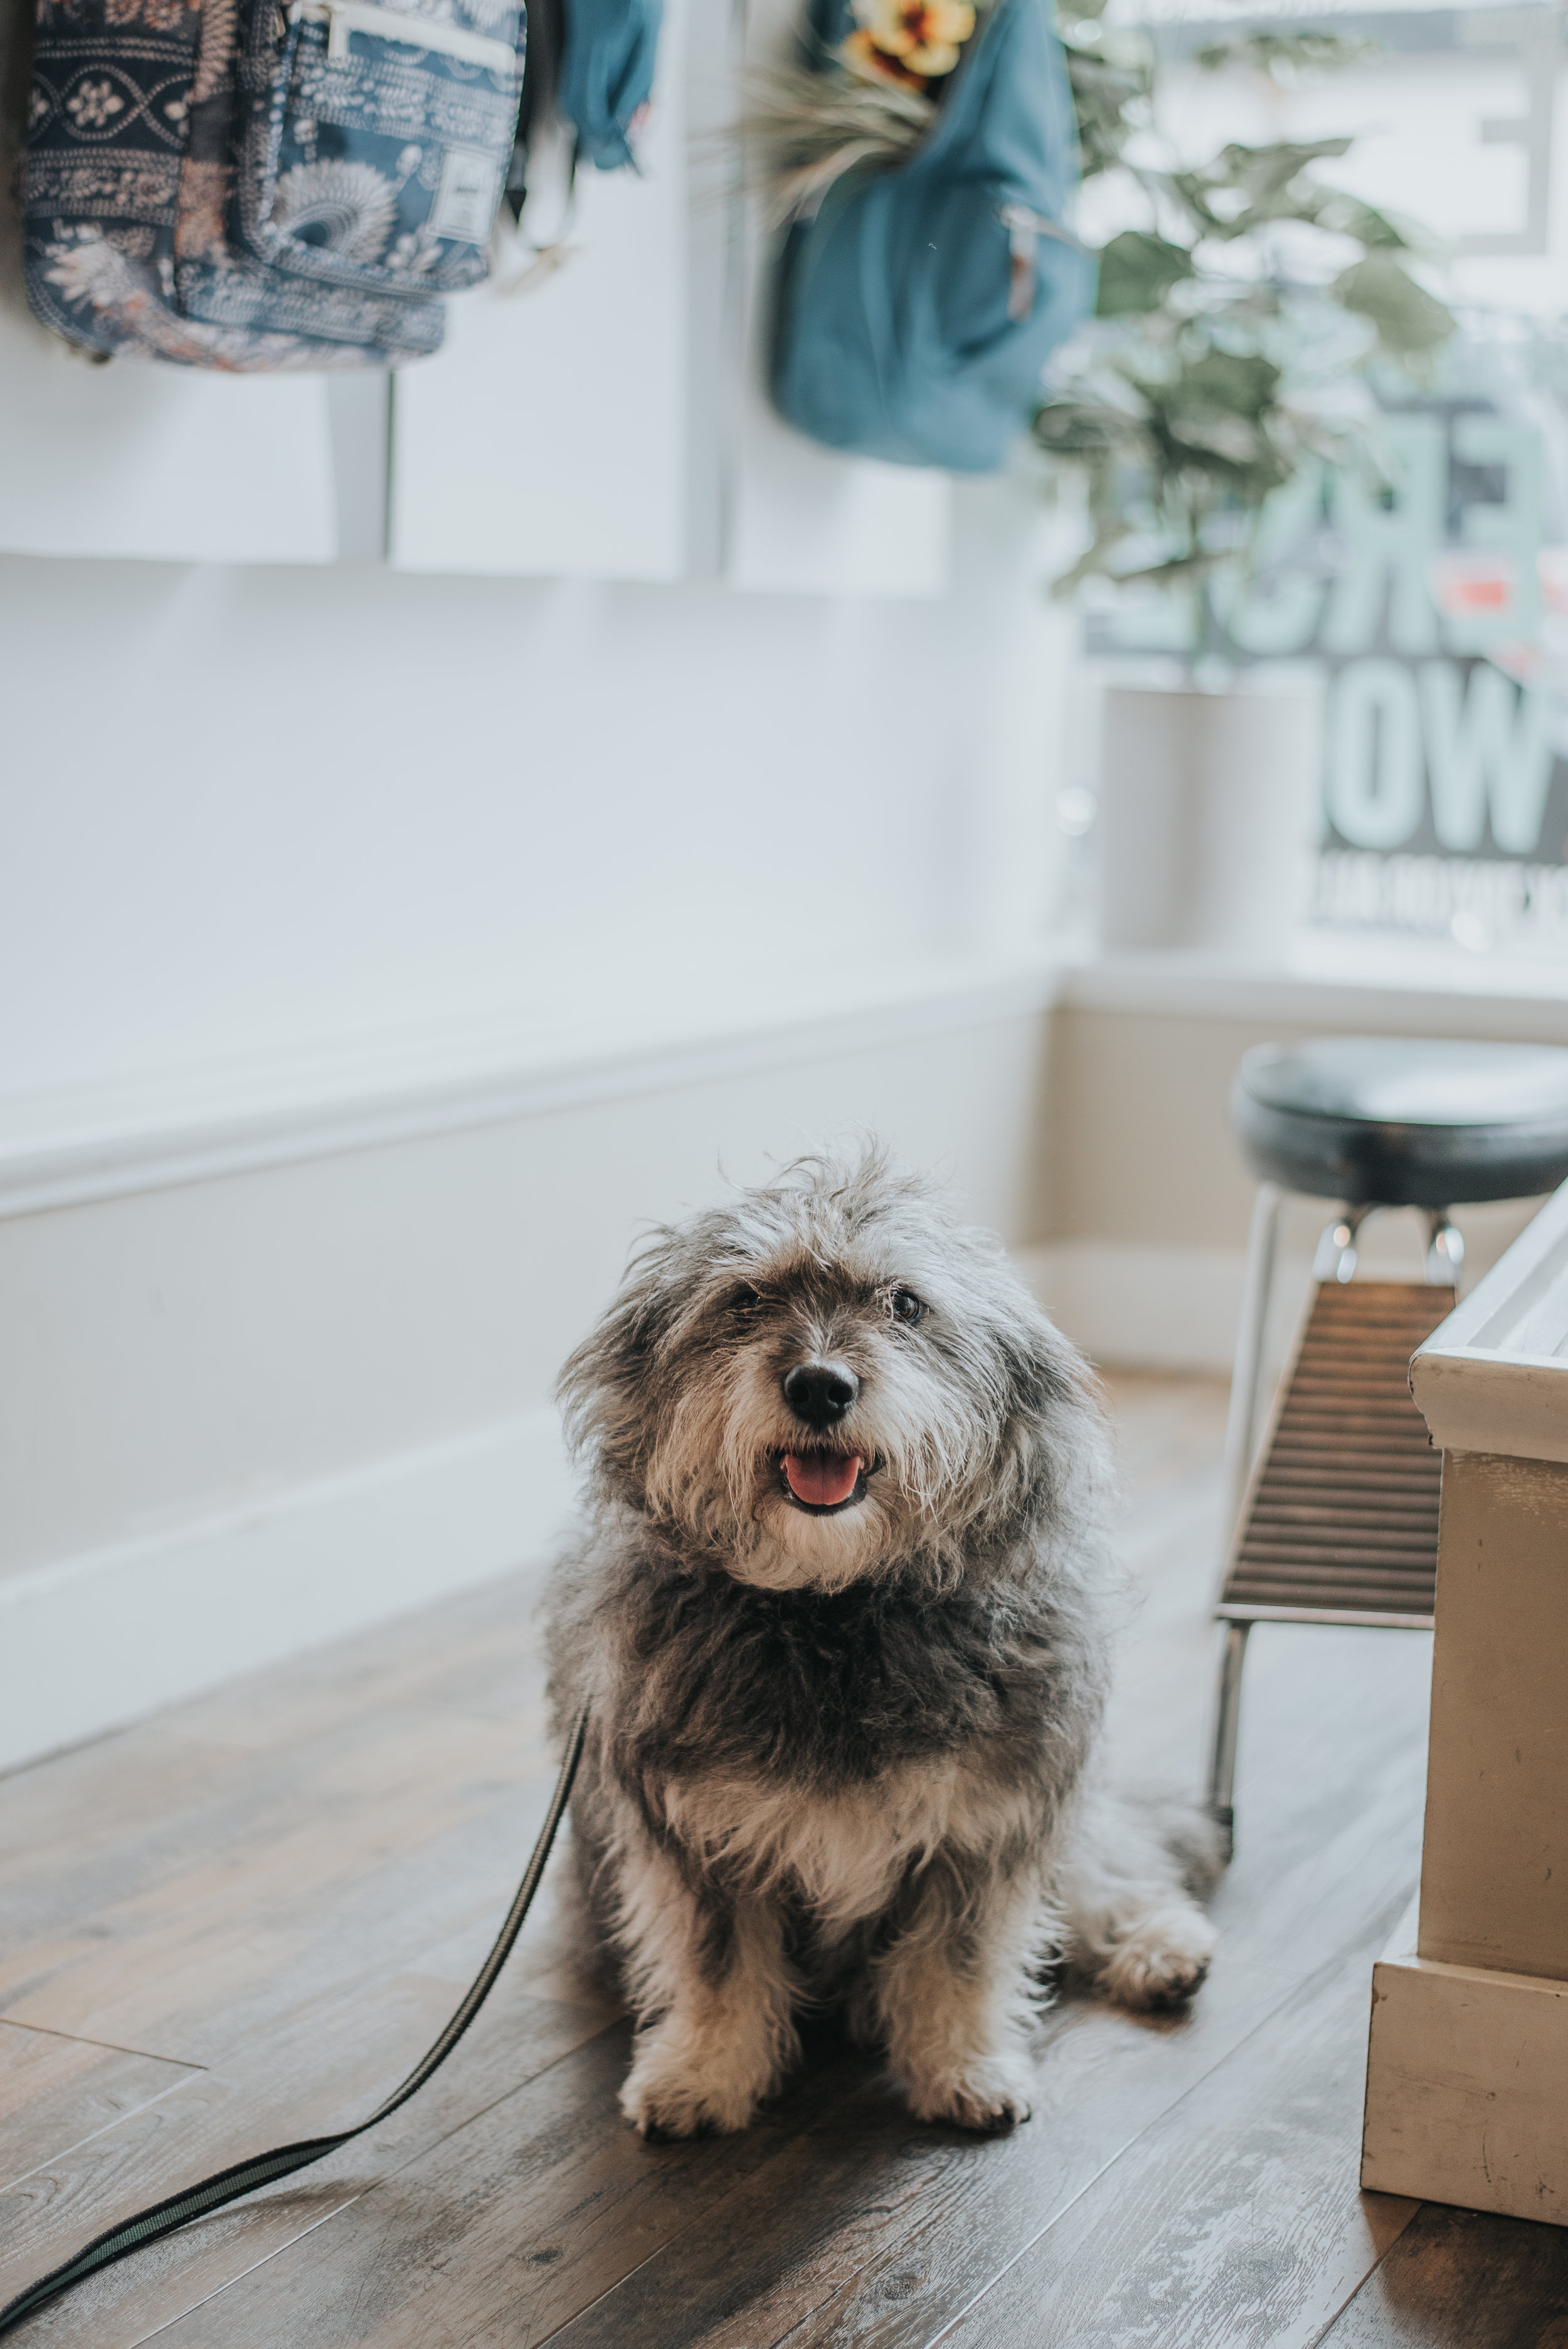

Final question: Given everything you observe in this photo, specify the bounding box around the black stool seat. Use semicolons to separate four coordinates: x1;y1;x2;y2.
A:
1231;1037;1568;1208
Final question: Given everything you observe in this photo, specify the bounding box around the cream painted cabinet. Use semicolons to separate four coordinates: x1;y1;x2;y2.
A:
1362;1184;1568;2226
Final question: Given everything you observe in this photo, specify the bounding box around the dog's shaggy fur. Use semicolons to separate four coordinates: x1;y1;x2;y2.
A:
545;1151;1219;2140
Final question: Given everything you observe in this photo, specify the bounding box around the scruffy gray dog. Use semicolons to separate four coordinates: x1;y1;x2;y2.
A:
545;1150;1218;2140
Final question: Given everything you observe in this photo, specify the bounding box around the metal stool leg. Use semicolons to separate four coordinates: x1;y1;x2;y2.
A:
1312;1201;1370;1285
1424;1211;1463;1291
1207;1621;1251;1864
1221;1183;1283;1565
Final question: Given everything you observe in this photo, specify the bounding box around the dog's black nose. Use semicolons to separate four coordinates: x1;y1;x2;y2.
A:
783;1363;859;1428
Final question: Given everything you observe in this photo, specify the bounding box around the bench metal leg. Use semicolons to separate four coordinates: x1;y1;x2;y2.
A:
1221;1184;1283;1564
1207;1620;1251;1864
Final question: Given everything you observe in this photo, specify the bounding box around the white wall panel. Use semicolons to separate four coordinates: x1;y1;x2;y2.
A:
0;223;337;564
721;0;951;598
724;369;953;598
388;0;689;580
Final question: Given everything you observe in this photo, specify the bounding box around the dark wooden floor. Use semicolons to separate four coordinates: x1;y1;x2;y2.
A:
4;1375;1565;2348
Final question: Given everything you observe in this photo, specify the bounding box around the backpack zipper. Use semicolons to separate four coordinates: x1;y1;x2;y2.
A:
287;0;517;71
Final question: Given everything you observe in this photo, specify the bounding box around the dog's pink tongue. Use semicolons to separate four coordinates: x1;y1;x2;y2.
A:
783;1452;862;1507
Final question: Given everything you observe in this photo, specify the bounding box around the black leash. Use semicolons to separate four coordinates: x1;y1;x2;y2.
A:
0;1701;590;2342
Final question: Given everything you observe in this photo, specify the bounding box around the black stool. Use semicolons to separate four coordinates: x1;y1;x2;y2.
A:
1209;1036;1568;1855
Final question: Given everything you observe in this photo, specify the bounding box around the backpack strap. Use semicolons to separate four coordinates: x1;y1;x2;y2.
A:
494;127;581;291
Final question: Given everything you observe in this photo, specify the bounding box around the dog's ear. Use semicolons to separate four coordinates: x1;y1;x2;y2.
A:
975;1288;1110;1541
556;1229;687;1499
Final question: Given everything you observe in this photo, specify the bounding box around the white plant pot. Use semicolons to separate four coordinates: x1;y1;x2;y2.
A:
1097;678;1324;955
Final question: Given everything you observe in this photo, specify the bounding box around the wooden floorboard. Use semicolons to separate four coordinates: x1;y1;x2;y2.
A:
0;1702;561;2063
2;1982;613;2346
1318;2205;1568;2346
2;1372;1557;2349
0;2022;199;2196
936;1924;1419;2349
138;2028;879;2349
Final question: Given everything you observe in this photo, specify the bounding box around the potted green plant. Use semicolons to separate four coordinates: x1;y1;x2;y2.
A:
1039;9;1456;952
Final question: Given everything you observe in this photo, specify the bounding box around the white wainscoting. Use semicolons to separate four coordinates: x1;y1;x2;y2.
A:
0;1408;574;1773
1023;1204;1547;1376
0;951;1061;1218
1019;1241;1311;1376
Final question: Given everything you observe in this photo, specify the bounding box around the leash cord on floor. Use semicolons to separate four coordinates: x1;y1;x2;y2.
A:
0;1700;590;2343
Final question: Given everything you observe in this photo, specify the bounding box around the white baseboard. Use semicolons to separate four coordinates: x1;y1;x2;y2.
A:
0;1407;577;1775
1017;1240;1314;1374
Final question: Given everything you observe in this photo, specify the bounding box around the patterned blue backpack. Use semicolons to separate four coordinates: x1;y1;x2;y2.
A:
23;0;527;363
770;0;1094;471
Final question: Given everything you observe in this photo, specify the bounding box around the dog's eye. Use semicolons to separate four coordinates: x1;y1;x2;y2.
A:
724;1282;761;1317
889;1288;925;1326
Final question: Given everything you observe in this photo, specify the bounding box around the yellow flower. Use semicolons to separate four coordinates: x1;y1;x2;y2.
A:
840;25;927;87
865;0;973;74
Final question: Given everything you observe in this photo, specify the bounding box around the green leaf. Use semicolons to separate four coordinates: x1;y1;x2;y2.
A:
1062;35;1152;179
1314;189;1409;251
1093;230;1195;317
1170;137;1353;236
1171;348;1281;416
1332;255;1455;356
1030;400;1145;457
1195;29;1380;82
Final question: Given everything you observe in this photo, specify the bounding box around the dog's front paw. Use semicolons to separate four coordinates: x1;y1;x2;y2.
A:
903;2051;1034;2134
1097;1903;1216;2013
619;2025;773;2141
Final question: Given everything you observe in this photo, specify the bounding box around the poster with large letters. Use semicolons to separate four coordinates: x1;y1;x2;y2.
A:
1094;342;1568;951
1090;0;1568;950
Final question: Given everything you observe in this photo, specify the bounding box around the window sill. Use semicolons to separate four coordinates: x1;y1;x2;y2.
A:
1061;933;1568;1037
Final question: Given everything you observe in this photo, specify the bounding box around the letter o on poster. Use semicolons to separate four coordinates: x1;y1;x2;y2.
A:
1326;658;1425;849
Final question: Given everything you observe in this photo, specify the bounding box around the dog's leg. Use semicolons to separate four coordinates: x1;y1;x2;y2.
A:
867;1863;1041;2133
1056;1785;1219;2012
615;1836;798;2140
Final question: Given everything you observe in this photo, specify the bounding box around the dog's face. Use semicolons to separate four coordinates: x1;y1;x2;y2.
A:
559;1154;1098;1591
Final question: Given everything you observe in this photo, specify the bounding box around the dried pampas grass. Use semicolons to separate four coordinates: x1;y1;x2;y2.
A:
736;61;933;223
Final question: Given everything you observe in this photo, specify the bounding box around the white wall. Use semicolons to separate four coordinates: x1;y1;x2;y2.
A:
0;477;1072;1100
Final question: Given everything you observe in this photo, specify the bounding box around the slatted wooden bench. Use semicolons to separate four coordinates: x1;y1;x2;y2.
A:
1209;1036;1568;1854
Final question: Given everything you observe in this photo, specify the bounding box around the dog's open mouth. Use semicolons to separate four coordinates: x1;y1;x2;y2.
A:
778;1450;869;1514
